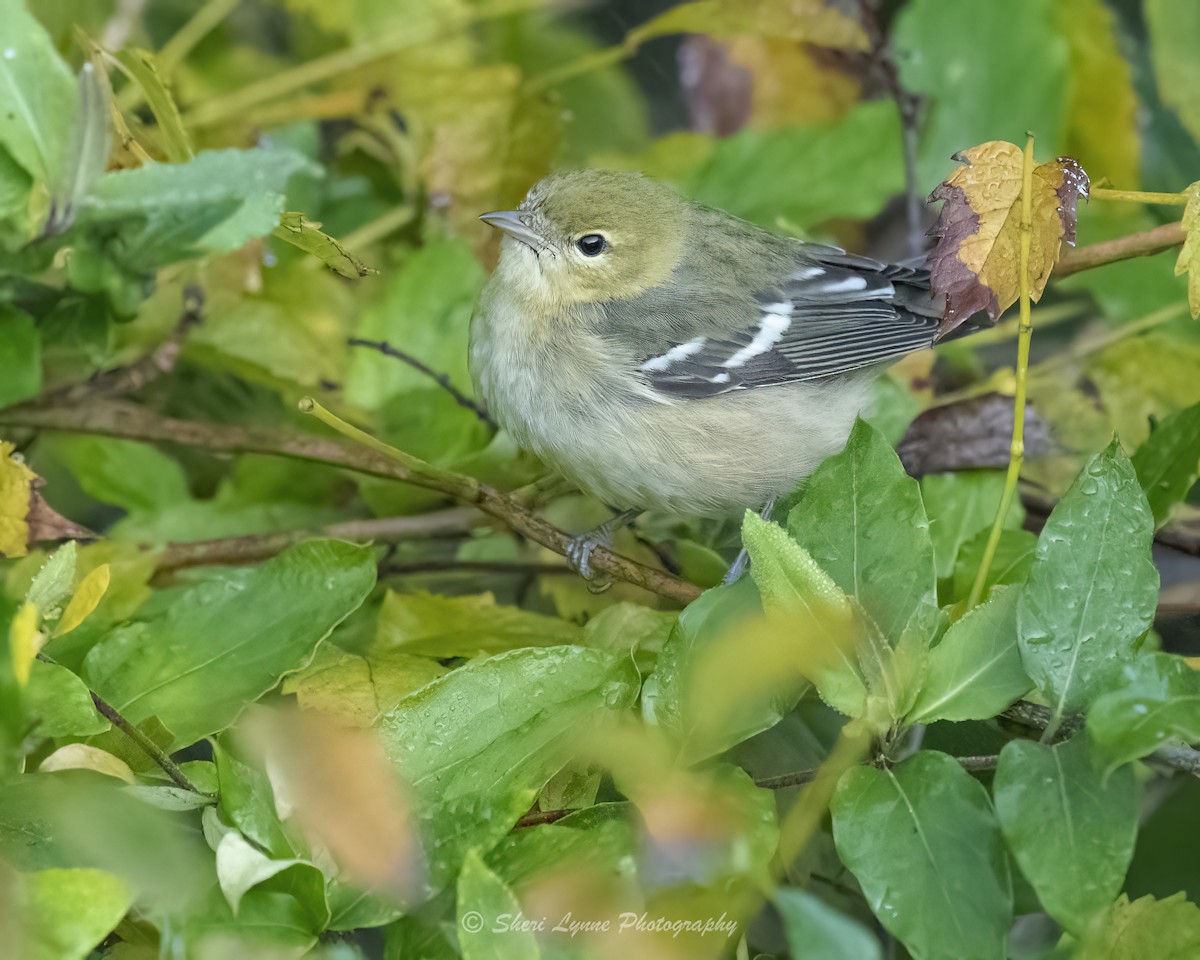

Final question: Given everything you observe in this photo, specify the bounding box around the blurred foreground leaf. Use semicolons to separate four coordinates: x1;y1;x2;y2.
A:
1075;892;1200;959
1018;441;1158;726
377;645;639;897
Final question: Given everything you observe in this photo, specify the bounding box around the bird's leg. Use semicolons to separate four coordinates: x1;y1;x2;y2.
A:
565;508;641;585
723;497;777;585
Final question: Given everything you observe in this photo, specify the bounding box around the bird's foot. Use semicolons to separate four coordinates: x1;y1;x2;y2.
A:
565;529;614;593
564;509;641;593
722;547;751;585
722;497;777;585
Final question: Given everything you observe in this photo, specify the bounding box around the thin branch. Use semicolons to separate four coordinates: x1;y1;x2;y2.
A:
1021;488;1200;559
347;338;494;425
39;286;204;405
156;508;481;571
1056;221;1186;278
0;401;702;604
517;754;1000;829
1002;699;1200;777
37;653;206;794
88;692;205;793
381;560;574;578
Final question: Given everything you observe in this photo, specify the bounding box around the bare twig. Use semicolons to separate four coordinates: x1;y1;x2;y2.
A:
38;653;206;795
0;401;701;604
381;560;574;578
156;508;481;571
347;338;494;425
1056;221;1186;278
39;286;204;405
1002;699;1200;777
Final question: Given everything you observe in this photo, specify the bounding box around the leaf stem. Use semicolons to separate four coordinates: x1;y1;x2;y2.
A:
1090;187;1190;206
968;135;1036;609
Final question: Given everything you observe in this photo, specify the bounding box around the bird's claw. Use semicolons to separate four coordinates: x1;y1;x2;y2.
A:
565;530;614;593
722;547;750;585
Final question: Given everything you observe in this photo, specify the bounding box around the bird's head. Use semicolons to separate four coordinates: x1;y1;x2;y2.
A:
480;170;686;306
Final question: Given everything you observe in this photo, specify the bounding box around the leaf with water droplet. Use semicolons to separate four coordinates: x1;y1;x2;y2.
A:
832;750;1012;960
1017;439;1158;728
994;735;1136;934
1087;651;1200;771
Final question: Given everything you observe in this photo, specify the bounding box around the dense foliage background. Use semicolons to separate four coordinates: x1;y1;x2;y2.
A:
1;0;1199;958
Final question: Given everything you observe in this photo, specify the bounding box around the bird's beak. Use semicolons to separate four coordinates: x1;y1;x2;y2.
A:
479;210;545;253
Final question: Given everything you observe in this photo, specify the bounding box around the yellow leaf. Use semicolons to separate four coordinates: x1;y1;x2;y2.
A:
0;441;35;558
629;0;869;51
9;602;42;686
273;213;374;279
54;564;111;638
929;141;1090;333
114;47;193;163
1056;0;1139;187
39;744;137;783
1175;183;1200;318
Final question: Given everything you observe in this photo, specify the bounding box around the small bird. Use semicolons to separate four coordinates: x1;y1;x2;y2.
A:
471;170;956;578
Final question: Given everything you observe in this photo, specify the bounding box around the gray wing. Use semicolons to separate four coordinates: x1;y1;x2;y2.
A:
632;245;946;399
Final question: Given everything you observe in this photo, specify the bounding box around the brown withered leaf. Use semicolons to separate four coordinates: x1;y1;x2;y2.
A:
1;442;92;558
1175;182;1200;318
929;141;1089;335
896;393;1054;477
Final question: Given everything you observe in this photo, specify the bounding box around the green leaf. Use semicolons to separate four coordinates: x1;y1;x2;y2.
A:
214;827;329;928
950;527;1037;603
580;602;675;674
0;307;41;408
686;101;904;230
377;645;639;895
48;436;190;513
273;212;373;278
1017;441;1158;728
76;146;320;268
26;659;110;738
375;590;581;658
457;849;539;960
17;867;132;960
1075;893;1200;959
922;471;1023;580
113;48;192;163
214;738;297;860
26;540;77;616
893;0;1069;192
775;888;881;960
831;750;1012;960
1087;652;1200;770
1145;0;1200;145
82;540;376;747
789;419;940;650
907;586;1031;724
0;0;76;182
993;736;1137;934
1131;402;1200;527
744;510;869;720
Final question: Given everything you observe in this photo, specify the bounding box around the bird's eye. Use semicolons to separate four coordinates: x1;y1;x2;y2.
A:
576;234;607;257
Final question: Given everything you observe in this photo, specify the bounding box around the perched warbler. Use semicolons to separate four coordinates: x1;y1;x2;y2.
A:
471;170;957;575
